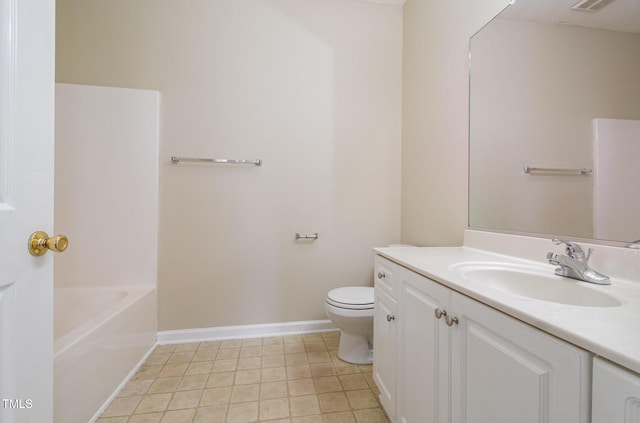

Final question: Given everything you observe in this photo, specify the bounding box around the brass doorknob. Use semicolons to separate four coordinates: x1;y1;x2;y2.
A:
28;231;69;256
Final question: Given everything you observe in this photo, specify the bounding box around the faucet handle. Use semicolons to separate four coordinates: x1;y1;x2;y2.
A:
552;239;589;260
552;238;573;247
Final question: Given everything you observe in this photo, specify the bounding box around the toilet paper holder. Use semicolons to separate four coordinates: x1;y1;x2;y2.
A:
295;233;318;240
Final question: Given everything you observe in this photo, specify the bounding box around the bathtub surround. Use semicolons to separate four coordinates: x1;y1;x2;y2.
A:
593;119;640;240
54;84;159;423
56;0;402;331
54;83;159;289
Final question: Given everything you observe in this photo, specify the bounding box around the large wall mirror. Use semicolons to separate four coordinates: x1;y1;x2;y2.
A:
469;0;640;245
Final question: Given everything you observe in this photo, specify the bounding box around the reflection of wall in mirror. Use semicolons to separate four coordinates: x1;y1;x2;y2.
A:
594;119;640;242
470;18;640;241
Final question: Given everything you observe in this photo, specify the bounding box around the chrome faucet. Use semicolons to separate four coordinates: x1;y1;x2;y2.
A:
546;239;611;285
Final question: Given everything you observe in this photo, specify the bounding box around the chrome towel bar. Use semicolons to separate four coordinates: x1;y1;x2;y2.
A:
295;233;318;240
171;156;262;166
523;166;592;175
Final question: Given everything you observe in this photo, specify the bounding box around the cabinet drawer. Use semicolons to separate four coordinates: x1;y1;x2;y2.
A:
375;256;396;298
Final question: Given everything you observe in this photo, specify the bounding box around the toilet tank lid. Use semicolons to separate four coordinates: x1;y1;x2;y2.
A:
327;287;374;305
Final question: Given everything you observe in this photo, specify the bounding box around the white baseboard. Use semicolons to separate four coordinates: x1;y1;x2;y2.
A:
157;319;338;345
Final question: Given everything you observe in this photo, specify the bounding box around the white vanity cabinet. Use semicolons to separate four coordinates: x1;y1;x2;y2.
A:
373;256;398;420
374;255;592;423
592;357;640;422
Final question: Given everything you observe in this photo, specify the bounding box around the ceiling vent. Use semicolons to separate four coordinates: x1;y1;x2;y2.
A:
571;0;616;12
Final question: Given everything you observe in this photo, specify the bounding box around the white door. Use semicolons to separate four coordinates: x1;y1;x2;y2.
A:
0;0;56;421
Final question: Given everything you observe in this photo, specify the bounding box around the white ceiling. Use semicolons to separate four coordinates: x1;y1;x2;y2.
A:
500;0;640;34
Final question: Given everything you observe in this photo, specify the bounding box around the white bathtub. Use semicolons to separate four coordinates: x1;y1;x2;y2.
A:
54;286;157;423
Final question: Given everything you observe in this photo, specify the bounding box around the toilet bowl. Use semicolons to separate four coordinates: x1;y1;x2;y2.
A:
325;286;374;364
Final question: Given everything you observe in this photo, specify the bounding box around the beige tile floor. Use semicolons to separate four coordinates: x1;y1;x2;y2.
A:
96;331;389;423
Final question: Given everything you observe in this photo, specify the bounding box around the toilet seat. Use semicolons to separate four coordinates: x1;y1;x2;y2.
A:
326;287;374;310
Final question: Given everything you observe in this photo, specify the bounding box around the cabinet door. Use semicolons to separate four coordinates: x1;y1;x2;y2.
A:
398;268;451;423
450;292;591;423
593;357;640;423
374;287;398;420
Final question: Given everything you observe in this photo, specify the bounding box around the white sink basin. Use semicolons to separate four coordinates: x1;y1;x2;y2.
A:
450;262;621;307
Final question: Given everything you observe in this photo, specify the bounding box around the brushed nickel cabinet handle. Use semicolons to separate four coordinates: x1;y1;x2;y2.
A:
445;315;459;327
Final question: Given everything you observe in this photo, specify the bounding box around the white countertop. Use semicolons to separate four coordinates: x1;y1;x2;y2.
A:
375;231;640;375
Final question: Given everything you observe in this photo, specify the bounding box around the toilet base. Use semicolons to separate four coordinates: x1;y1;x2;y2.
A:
337;331;373;365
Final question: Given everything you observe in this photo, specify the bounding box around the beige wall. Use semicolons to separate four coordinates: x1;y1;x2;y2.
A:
56;0;402;330
401;0;510;246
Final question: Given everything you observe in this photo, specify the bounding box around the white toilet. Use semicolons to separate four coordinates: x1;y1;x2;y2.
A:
325;286;375;364
325;245;414;365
